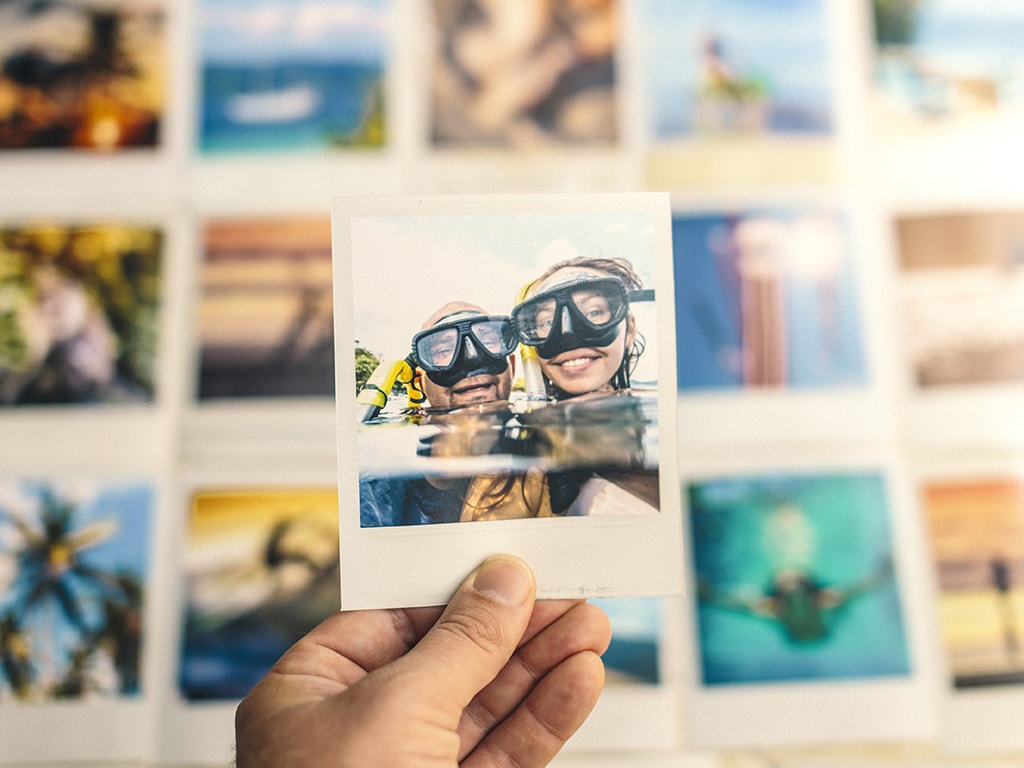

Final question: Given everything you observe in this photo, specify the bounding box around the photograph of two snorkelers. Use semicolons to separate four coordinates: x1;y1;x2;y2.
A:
348;200;668;529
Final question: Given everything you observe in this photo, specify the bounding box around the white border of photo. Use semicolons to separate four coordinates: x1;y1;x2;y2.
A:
676;444;942;750
333;192;684;609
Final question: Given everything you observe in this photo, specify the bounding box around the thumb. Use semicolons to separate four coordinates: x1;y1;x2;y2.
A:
402;555;536;710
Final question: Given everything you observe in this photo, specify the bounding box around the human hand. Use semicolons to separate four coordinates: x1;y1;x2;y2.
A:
235;555;611;767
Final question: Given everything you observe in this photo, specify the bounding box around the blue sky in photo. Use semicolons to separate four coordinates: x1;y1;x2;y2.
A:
641;0;833;135
908;0;1024;64
200;0;390;62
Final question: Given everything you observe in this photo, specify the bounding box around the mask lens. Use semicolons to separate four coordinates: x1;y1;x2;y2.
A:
415;327;459;370
470;319;514;355
512;277;628;348
412;315;513;372
570;286;617;328
514;297;557;343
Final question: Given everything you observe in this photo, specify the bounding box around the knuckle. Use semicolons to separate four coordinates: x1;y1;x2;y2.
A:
436;605;507;656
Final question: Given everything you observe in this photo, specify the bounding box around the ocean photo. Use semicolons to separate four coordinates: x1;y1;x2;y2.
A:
688;471;910;686
178;488;339;701
873;0;1024;123
198;0;389;154
641;0;833;138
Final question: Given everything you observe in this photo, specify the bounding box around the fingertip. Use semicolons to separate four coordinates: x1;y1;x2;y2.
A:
581;601;613;656
470;555;536;607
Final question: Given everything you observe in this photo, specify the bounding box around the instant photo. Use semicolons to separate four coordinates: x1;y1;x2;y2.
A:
197;0;389;154
0;1;165;151
916;459;1024;754
680;454;940;749
639;0;838;187
0;223;163;407
333;193;682;608
178;487;339;701
430;0;619;148
672;209;866;391
0;477;156;763
197;217;334;400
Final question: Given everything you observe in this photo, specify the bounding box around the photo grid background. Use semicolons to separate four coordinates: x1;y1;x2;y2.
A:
3;0;1024;764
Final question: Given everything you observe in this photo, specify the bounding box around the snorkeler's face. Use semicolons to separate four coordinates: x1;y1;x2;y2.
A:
415;304;514;409
525;267;636;397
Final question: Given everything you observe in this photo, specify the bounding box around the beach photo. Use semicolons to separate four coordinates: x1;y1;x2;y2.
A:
639;0;837;186
872;0;1024;133
178;487;339;701
0;478;153;701
196;216;334;400
197;0;389;154
920;475;1024;689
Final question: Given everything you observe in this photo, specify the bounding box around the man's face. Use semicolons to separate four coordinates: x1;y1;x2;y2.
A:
416;303;514;409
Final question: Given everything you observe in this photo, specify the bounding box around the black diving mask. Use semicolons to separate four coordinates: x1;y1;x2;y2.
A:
510;276;629;360
411;314;515;388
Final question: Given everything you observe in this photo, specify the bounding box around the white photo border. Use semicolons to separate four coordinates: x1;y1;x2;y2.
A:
333;192;683;609
676;445;942;749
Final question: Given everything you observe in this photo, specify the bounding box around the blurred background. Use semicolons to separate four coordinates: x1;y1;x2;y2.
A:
2;0;1024;766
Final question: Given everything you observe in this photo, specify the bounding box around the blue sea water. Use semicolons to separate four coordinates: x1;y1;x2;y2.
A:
200;60;383;154
688;473;911;686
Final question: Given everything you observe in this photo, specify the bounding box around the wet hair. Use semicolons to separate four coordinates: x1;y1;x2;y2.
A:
525;255;646;398
530;255;643;292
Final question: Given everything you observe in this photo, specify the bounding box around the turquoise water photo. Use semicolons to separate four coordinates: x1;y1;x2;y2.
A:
688;472;910;686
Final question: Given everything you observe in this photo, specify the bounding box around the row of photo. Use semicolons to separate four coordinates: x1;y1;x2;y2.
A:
1;453;1022;762
2;205;1023;434
2;2;1023;186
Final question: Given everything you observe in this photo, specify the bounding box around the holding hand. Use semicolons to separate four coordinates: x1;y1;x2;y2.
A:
235;555;611;767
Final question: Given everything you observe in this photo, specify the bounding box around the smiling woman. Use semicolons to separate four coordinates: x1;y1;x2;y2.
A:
512;255;645;401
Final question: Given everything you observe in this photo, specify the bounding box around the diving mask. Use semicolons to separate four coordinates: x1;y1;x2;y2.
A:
510;276;629;359
411;313;515;388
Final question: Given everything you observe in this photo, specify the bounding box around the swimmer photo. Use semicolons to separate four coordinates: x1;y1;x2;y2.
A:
333;193;683;608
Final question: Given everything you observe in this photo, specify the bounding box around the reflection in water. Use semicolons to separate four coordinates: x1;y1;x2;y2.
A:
358;389;659;526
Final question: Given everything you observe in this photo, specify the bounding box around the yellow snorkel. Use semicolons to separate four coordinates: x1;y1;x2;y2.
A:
356;357;417;423
515;280;548;404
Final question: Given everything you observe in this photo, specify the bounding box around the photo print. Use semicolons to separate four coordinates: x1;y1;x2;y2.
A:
687;470;910;686
643;0;833;139
196;216;334;400
871;0;1024;134
333;193;682;608
0;0;166;151
639;0;837;186
672;208;866;391
920;475;1024;690
0;478;154;702
593;596;662;686
430;0;619;148
198;0;390;154
897;209;1024;388
0;223;163;407
178;487;339;701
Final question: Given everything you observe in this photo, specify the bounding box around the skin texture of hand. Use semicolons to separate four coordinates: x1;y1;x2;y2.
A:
234;555;611;767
